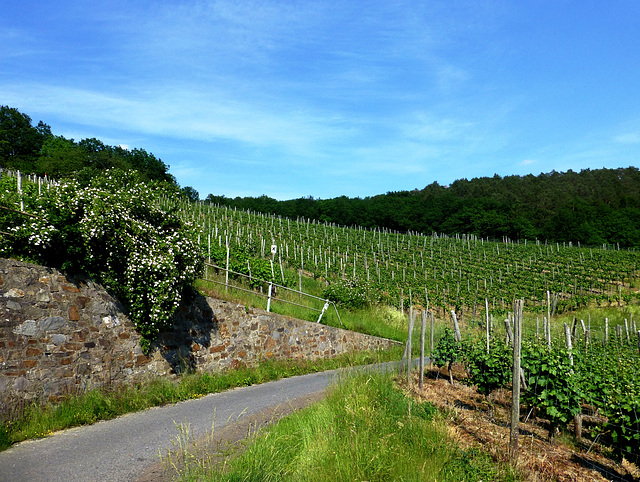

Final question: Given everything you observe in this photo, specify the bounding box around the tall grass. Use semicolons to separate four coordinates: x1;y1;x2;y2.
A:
172;372;516;481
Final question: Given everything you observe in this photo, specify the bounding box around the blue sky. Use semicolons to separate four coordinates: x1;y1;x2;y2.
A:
2;1;640;200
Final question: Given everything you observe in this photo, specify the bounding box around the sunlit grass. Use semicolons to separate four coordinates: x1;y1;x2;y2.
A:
171;371;517;482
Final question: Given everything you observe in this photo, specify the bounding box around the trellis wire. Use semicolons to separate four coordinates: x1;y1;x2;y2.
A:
203;262;343;327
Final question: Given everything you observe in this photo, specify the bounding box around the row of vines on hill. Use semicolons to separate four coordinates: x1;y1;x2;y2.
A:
166;199;640;316
432;314;640;465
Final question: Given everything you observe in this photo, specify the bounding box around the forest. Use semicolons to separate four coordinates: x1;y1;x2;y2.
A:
206;168;640;248
0;105;177;188
2;105;639;247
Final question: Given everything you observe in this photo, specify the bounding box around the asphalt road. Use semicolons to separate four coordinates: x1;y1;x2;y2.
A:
0;362;407;482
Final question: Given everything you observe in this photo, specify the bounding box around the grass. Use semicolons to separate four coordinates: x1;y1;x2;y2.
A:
196;276;417;343
0;346;403;451
169;371;517;482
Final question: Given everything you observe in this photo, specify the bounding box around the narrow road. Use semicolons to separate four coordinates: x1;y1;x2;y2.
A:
0;362;404;482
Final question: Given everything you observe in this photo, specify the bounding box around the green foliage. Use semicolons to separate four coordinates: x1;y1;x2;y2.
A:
521;341;582;438
431;327;461;369
322;277;370;309
0;423;10;451
203;167;640;248
441;448;516;482
464;339;512;396
1;106;175;184
0;106;50;171
573;342;640;463
180;186;199;202
0;169;203;350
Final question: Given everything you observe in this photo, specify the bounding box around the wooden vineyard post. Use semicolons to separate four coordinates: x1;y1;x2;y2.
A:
402;308;416;384
279;254;285;284
419;310;426;390
267;282;273;312
451;310;461;342
625;319;630;344
510;299;523;461
17;170;24;212
225;239;230;291
564;322;583;442
485;297;490;354
505;318;513;346
546;316;552;347
430;310;435;369
564;323;573;366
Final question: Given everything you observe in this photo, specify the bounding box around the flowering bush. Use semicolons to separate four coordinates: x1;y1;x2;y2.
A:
322;277;370;309
0;170;203;352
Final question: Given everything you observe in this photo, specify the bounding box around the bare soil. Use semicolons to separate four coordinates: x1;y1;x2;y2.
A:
404;363;640;482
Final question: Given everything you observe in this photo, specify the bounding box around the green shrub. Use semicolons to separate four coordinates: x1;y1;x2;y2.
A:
0;169;203;351
521;341;582;441
0;423;11;450
431;327;462;383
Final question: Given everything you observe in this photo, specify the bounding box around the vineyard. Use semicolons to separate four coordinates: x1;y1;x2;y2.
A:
426;308;640;463
170;198;640;318
171;196;640;470
3;170;640;470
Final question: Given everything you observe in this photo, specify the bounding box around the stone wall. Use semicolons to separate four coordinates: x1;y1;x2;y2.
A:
0;258;399;419
0;258;164;419
162;296;399;374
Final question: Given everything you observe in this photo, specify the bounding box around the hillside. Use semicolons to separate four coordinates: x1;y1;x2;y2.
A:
3;105;639;247
206;167;640;248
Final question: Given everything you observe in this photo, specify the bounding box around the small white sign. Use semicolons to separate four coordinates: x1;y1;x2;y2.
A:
271;244;277;255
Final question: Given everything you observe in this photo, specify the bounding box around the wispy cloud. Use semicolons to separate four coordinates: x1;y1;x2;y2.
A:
2;0;639;199
614;132;640;144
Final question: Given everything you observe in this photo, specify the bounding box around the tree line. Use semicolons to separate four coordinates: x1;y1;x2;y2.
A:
206;167;640;248
0;105;177;187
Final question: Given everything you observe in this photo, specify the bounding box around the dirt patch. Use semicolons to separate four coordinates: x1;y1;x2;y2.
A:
136;390;326;481
404;364;639;481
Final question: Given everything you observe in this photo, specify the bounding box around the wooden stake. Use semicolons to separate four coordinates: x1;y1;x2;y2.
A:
430;310;435;370
405;308;416;385
419;310;426;390
505;319;513;346
564;323;573;366
510;299;523;461
485;297;490;354
451;310;461;342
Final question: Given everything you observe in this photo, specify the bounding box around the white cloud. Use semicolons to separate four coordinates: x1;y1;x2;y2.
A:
614;132;640;144
0;82;347;157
